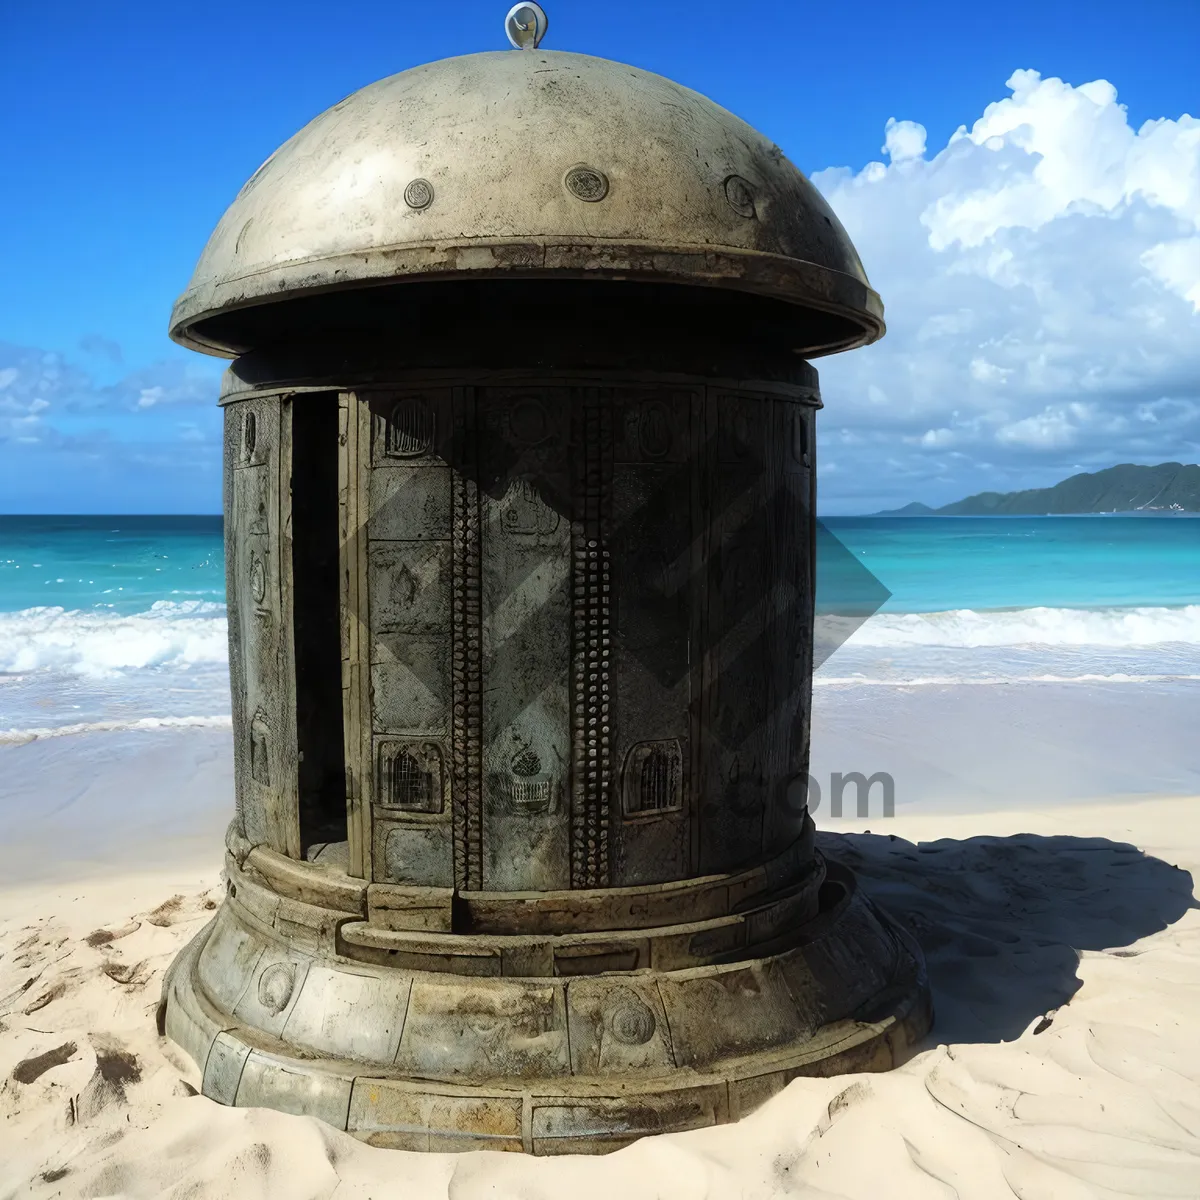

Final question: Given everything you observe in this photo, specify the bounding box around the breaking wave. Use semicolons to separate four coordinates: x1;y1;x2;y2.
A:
846;605;1200;648
0;601;228;676
2;601;1197;684
814;672;1200;687
0;714;234;746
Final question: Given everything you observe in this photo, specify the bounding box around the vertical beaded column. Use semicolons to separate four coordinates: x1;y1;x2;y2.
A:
571;391;613;889
451;390;484;891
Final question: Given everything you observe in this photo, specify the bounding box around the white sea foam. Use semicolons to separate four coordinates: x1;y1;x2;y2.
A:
2;600;1198;688
814;672;1200;687
0;602;228;676
0;714;234;746
846;605;1200;648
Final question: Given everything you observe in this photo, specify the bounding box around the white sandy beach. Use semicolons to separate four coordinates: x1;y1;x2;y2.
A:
1;683;1198;1199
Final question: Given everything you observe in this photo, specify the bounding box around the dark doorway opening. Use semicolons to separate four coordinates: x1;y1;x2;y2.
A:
290;394;347;859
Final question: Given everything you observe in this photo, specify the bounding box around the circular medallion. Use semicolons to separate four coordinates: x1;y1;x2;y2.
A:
609;996;656;1045
404;178;435;211
257;963;295;1014
723;174;757;219
510;396;550;444
638;401;673;460
564;165;609;203
388;397;435;457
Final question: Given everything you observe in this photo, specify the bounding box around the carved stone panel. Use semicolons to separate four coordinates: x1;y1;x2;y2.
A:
376;739;447;813
369;543;451;637
694;393;815;870
607;387;696;886
478;387;572;892
621;740;684;816
697;391;772;873
361;391;456;885
344;379;816;892
226;396;297;856
764;401;814;855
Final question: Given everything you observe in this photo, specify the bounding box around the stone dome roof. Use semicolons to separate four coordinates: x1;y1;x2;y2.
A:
169;49;883;357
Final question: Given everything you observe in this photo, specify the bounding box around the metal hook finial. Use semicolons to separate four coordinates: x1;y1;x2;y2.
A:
505;2;548;49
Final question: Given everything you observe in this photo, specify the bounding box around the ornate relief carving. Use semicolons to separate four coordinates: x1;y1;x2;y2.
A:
386;396;435;459
508;396;551;445
719;399;762;464
390;562;418;611
257;963;295;1014
249;553;267;606
563;165;609;202
378;740;445;813
505;744;555;813
722;173;757;219
792;410;811;468
242;409;257;464
607;991;657;1045
501;478;560;538
637;400;673;460
403;178;434;211
250;709;271;786
622;740;683;817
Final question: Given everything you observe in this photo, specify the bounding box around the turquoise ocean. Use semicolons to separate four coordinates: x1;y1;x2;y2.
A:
0;514;1198;740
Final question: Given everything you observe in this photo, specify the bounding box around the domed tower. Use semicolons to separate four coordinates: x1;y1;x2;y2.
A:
160;8;930;1153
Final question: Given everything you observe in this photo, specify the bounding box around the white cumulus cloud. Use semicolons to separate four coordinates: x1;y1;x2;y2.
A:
811;69;1200;512
0;341;223;511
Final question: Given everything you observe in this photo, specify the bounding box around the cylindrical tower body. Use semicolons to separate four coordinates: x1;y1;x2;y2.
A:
160;46;930;1153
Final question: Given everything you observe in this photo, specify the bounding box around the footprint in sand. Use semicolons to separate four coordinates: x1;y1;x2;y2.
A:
23;980;68;1015
101;960;149;987
144;897;185;928
11;1042;78;1085
84;921;140;948
71;1042;143;1124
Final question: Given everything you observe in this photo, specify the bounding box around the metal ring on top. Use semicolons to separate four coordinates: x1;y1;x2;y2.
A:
505;2;548;49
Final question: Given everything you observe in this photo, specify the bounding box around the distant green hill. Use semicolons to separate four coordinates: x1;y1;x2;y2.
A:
872;501;936;516
872;463;1200;516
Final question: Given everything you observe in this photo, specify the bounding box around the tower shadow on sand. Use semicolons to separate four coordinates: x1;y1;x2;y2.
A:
819;829;1197;1046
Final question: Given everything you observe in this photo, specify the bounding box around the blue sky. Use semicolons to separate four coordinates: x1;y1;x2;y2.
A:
1;0;1198;512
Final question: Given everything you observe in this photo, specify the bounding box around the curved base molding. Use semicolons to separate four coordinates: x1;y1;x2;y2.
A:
160;857;931;1154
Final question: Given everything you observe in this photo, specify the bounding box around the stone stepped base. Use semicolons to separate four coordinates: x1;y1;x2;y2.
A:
161;857;931;1154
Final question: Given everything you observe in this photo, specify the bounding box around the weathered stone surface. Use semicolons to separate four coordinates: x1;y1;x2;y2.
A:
202;1032;251;1105
565;978;675;1075
195;903;266;1016
235;1052;354;1129
657;959;814;1069
529;1085;726;1155
162;925;224;1082
366;884;454;933
350;1078;524;1152
231;948;313;1039
169;54;884;359
393;977;571;1080
161;28;930;1156
280;964;411;1063
166;883;930;1150
243;845;367;914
